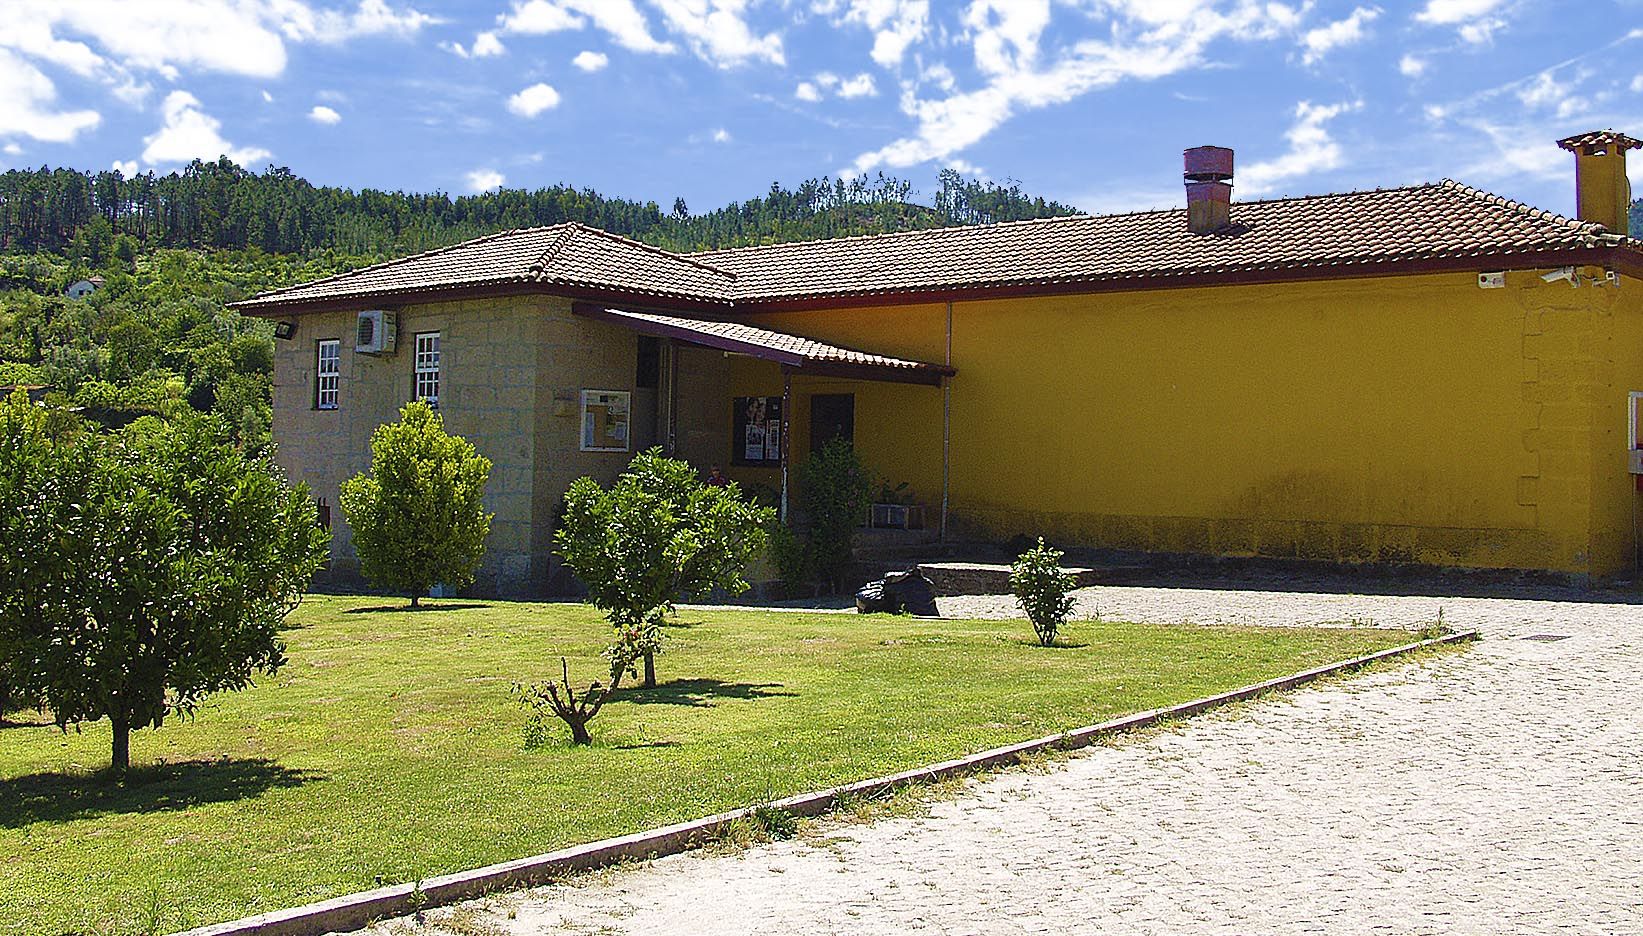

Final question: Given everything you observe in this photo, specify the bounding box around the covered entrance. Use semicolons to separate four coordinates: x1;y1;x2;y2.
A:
572;304;955;528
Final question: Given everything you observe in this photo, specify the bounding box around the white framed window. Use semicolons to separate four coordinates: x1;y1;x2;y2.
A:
413;332;440;406
315;339;340;410
581;390;631;452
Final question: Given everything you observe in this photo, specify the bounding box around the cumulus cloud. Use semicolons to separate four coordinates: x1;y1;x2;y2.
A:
0;49;102;144
1399;54;1426;77
309;104;342;124
499;0;674;54
5;143;23;156
572;50;608;71
795;80;822;102
1240;99;1363;195
649;0;784;67
0;0;437;84
506;82;561;117
1633;74;1643;93
849;0;1312;176
818;0;930;67
1413;0;1509;44
111;158;137;175
471;31;505;56
1299;6;1380;66
712;127;731;143
838;72;877;98
465;168;505;192
142;90;271;166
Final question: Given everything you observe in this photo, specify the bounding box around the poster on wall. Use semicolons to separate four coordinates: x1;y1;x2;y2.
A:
733;395;783;467
581;389;631;452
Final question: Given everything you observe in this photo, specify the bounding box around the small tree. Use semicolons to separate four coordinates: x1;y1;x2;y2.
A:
1010;538;1076;647
340;402;493;606
796;438;872;591
536;449;773;743
0;396;329;774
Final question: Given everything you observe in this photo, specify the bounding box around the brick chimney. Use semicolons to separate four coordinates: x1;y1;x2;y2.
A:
1184;145;1234;234
1556;130;1640;235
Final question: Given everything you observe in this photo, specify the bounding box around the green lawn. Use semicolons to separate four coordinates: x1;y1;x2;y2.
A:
1;597;1415;935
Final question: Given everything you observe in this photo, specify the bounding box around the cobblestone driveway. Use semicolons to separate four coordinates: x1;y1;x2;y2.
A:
375;585;1643;936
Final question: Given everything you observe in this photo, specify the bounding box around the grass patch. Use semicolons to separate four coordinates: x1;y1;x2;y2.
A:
0;596;1415;934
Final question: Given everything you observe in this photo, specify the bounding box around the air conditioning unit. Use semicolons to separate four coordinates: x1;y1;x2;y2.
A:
355;310;397;355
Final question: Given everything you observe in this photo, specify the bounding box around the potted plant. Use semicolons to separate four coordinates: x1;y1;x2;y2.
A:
868;479;924;529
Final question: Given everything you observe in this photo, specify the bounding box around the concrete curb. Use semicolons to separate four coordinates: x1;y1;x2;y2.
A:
172;629;1477;936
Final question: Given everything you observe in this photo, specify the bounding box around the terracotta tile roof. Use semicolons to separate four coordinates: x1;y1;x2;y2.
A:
690;180;1637;302
235;223;736;311
236;180;1642;314
573;306;952;384
1557;130;1643;153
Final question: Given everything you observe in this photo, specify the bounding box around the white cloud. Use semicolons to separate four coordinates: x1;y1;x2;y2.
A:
142;90;270;166
0;0;436;90
440;40;470;57
849;0;1312;176
0;49;102;143
1300;6;1380;66
111;158;137;175
1516;68;1592;119
1413;0;1509;44
1240;99;1363;195
1631;73;1643;94
838;72;877;98
572;49;608;71
649;0;784;67
712;127;731;143
819;0;930;67
465;168;505;192
472;31;505;56
308;104;342;124
5;143;24;156
1399;54;1426;77
261;89;275;102
499;0;674;54
795;81;822;102
506;82;561;117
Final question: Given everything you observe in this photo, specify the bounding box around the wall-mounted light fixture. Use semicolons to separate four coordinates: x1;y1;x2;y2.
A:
274;321;298;340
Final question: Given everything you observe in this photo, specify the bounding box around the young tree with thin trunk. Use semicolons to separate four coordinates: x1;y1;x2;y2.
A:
527;449;771;743
340;402;493;607
0;395;329;774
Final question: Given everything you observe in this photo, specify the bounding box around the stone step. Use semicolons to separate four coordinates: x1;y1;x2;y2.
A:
915;561;1104;597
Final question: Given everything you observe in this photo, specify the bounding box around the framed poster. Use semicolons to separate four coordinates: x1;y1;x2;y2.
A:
581;389;631;452
732;395;783;467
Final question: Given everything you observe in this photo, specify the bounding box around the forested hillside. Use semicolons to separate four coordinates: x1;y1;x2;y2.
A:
0;159;1080;446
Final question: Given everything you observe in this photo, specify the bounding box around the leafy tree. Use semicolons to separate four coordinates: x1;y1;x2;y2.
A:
340;402;494;607
0;395;329;773
534;449;772;743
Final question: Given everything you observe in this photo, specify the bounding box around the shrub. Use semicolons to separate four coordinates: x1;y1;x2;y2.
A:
796;438;872;590
340;402;493;607
1010;537;1076;647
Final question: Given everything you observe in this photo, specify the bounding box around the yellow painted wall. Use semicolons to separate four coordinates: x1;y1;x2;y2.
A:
737;271;1642;576
728;303;948;513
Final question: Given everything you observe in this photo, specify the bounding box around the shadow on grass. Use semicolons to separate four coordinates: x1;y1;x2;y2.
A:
612;740;683;750
343;602;493;615
616;679;796;708
0;757;324;828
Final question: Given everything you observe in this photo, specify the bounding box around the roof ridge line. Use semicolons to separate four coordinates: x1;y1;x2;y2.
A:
569;222;739;280
252;225;551;298
527;224;581;280
687;182;1452;259
1438;178;1607;237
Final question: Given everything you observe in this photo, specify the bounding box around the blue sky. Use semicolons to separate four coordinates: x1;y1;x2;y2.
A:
1;1;1640;219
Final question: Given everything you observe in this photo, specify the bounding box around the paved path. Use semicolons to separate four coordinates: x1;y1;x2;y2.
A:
370;585;1643;936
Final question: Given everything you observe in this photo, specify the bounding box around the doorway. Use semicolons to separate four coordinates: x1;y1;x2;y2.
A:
809;393;854;454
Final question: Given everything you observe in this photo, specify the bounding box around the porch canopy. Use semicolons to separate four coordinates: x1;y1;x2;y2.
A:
571;304;955;385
